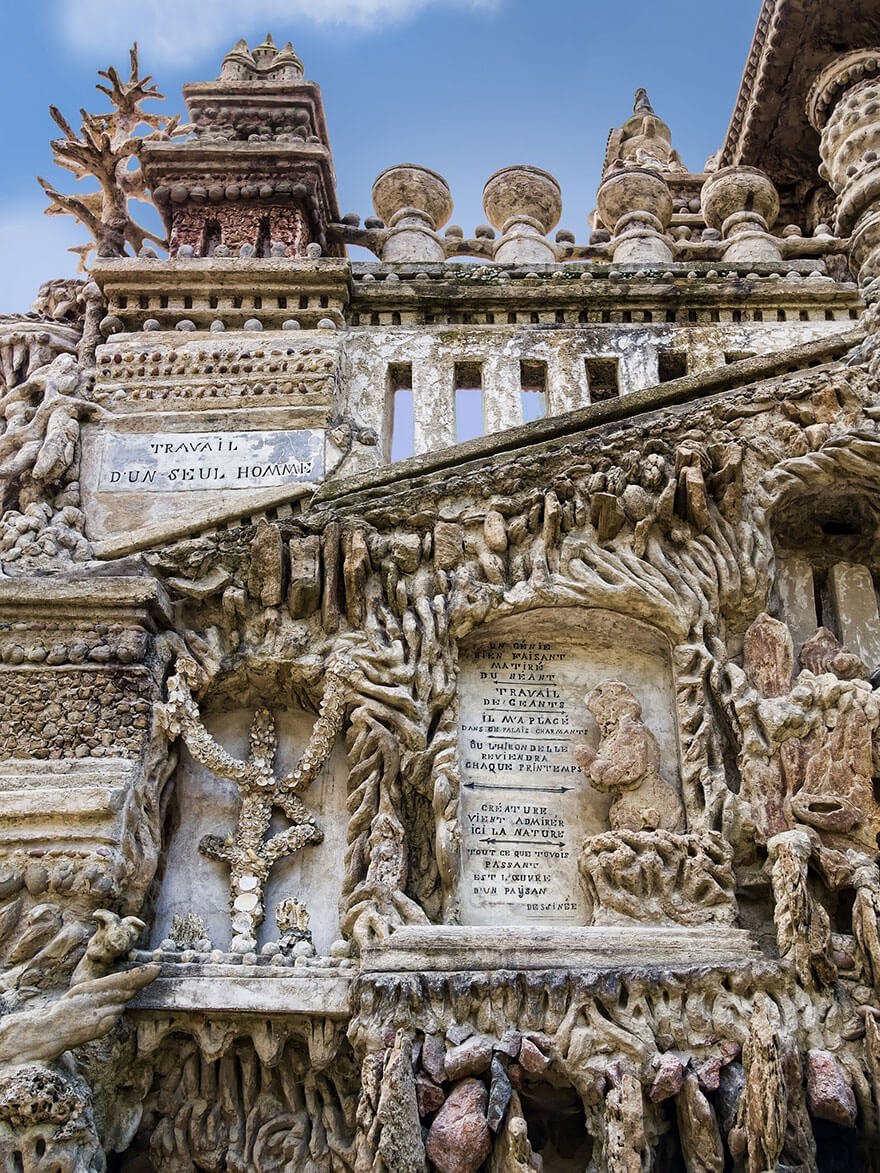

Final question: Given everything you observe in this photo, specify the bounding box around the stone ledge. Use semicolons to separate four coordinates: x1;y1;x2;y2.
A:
360;925;764;973
0;574;172;624
130;970;353;1015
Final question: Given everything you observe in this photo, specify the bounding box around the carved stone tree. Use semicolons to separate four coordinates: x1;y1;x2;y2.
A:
157;655;352;953
39;44;188;267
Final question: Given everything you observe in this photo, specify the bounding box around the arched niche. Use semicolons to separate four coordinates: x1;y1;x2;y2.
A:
456;606;679;927
152;706;348;956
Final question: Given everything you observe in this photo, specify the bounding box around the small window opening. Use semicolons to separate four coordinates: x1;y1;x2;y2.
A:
278;295;287;309
387;363;414;463
256;216;271;258
585;357;620;402
825;309;835;321
665;309;676;322
812;566;837;637
777;309;787;321
800;309;810;321
754;309;763;321
732;309;742;323
520;360;547;423
455;361;484;443
299;294;309;310
658;351;687;382
202;219;222;257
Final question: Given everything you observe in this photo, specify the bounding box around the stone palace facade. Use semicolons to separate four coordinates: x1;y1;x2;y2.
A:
3;2;880;1169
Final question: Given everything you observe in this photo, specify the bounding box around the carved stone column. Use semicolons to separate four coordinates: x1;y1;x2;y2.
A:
807;49;880;281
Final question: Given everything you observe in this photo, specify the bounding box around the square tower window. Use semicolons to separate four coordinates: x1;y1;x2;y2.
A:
387;363;414;463
455;361;484;443
585;357;620;402
520;360;547;422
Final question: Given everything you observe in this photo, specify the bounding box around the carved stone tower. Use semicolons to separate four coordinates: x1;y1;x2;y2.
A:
143;34;341;259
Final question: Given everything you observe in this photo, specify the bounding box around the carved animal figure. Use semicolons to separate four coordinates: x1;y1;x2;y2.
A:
70;909;145;985
576;682;685;833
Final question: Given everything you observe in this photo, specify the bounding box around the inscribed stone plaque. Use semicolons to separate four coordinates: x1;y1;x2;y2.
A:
98;428;324;492
457;609;679;926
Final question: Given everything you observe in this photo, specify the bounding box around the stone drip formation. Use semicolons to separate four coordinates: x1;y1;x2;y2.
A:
7;10;880;1170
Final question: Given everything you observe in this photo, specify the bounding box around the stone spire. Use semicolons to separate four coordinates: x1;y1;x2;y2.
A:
220;33;304;82
603;88;686;176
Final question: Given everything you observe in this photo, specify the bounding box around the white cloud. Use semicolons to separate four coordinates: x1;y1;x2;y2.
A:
57;0;501;66
0;204;80;316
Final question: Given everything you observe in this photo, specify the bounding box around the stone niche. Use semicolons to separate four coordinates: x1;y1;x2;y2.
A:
456;607;679;927
152;708;347;956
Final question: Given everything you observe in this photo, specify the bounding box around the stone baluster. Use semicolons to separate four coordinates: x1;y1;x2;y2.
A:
482;165;562;264
700;165;782;262
807;49;880;282
595;165;674;264
371;164;453;262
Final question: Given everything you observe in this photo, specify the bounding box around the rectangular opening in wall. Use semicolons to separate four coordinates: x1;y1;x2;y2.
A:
520;360;547;423
387;362;414;463
585;356;619;402
455;361;484;444
658;350;687;383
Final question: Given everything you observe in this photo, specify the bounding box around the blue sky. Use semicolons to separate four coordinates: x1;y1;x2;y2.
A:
0;0;763;313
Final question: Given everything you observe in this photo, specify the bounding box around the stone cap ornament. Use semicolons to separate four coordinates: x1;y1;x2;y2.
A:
701;165;780;234
372;164;453;230
595;165;674;264
482;165;562;237
482;165;562;263
700;165;782;262
371;164;453;262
